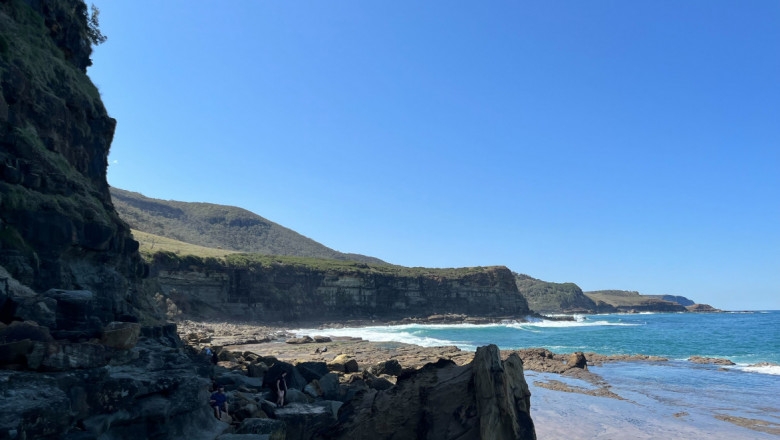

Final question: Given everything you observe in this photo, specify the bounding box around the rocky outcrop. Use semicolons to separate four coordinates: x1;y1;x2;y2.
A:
686;303;721;313
688;356;735;365
0;321;224;440
150;258;531;322
324;344;535;440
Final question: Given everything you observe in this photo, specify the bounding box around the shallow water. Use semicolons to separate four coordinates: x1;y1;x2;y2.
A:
529;362;780;439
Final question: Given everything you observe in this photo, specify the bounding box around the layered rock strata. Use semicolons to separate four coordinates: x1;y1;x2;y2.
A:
150;258;531;323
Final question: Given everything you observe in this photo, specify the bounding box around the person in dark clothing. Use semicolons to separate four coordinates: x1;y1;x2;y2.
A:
211;348;219;365
275;371;288;407
210;386;228;419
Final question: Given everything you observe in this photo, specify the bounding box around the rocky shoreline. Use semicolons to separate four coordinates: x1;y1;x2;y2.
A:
175;317;780;438
176;318;671;402
177;317;669;372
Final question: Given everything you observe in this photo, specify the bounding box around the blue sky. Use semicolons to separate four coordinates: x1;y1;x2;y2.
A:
89;1;779;311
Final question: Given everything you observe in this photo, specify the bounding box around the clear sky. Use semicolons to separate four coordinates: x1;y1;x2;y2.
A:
88;1;779;311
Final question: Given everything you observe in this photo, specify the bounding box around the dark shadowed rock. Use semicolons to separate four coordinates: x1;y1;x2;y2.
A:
100;321;141;349
295;361;329;382
247;361;269;378
368;358;402;376
567;352;588;369
324;344;535;440
327;354;359;373
274;404;338;440
0;320;54;343
263;361;307;391
235;417;286;439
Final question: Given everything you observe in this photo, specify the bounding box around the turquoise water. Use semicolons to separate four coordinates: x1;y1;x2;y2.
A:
294;311;780;438
297;311;780;368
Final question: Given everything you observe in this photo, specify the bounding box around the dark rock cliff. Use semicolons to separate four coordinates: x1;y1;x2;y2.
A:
148;255;531;322
0;0;149;321
0;2;218;438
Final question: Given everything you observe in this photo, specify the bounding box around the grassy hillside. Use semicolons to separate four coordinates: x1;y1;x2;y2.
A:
111;187;385;264
131;229;238;260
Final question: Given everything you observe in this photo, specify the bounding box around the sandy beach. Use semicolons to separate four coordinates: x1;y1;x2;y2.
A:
178;319;780;439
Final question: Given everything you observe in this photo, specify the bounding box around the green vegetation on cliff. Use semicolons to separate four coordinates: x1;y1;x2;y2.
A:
132;228;238;260
145;241;503;280
513;273;599;314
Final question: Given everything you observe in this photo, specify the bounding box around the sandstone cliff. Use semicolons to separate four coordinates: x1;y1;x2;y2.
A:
149;253;531;322
0;0;149;322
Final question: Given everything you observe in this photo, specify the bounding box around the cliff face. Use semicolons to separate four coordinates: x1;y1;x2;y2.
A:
513;273;606;314
0;0;148;320
149;257;531;322
0;2;218;439
584;290;688;313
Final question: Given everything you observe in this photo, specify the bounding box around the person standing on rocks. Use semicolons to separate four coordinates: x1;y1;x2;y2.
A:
210;386;229;419
276;371;288;407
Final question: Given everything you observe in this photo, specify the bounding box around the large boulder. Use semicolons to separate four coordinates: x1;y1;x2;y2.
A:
328;354;359;373
262;361;307;391
368;358;402;377
295;361;329;382
326;344;535;440
567;352;588;370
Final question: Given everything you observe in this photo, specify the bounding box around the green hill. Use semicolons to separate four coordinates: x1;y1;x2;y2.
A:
513;273;602;314
110;187;385;264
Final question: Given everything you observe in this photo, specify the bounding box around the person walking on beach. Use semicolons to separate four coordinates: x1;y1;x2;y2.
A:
210;386;229;419
276;371;288;407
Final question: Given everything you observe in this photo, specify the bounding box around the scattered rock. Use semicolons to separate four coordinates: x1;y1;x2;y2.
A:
688;356;735;365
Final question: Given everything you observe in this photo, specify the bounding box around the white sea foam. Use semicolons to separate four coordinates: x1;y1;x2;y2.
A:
734;363;780;376
506;319;639;329
291;325;459;347
294;317;637;342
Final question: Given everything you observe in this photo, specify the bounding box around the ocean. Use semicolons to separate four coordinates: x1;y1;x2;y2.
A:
294;311;780;439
